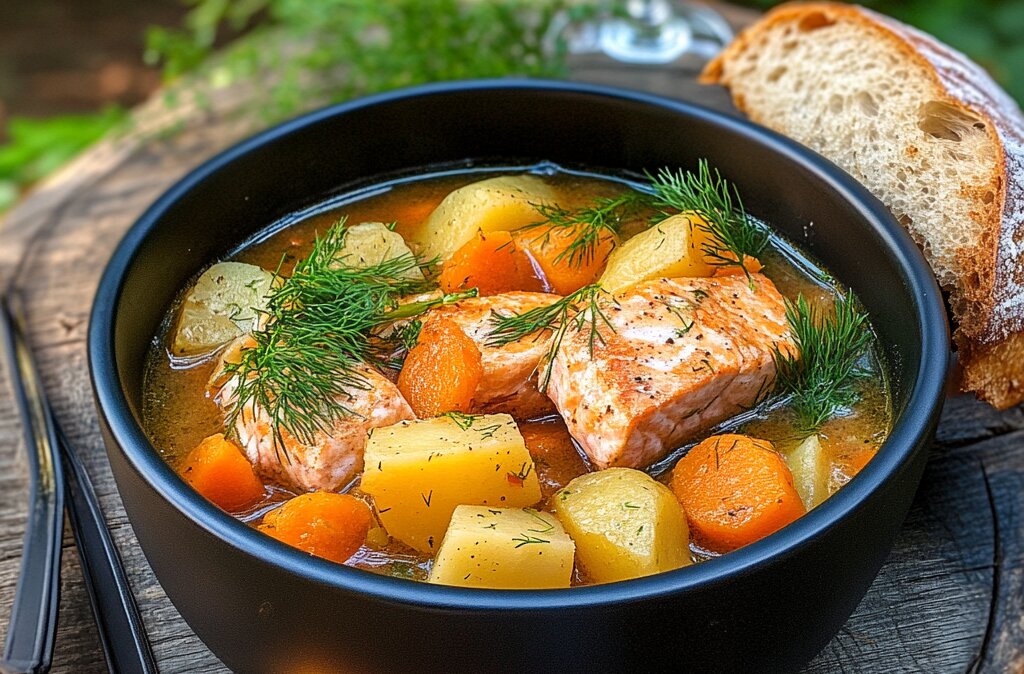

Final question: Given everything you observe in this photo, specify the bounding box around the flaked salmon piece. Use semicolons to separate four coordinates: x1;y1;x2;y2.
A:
211;338;414;492
546;274;796;469
422;291;561;416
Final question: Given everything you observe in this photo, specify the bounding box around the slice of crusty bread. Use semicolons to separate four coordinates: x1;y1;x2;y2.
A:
701;2;1024;409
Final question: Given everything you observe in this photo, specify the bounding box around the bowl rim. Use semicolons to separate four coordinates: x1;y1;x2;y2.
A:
88;78;950;610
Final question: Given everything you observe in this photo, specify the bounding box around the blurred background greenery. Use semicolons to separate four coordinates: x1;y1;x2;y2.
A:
1;0;1022;215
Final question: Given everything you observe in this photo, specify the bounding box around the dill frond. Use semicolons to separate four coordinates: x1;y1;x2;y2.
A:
224;219;466;452
772;294;872;433
647;160;770;276
486;284;615;390
519;191;646;268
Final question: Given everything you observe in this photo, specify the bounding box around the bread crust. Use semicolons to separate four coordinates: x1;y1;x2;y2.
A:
703;2;1024;408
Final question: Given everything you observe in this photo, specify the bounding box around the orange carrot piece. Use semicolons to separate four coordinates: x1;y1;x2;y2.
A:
670;434;806;553
520;420;589;500
178;433;265;513
438;231;547;296
397;316;484;417
258;492;371;564
515;225;617;295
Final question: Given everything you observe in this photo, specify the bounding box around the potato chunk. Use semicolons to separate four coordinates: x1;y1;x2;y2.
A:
599;213;715;293
553;468;690;583
335;222;423;280
172;261;274;356
428;506;574;589
361;414;542;553
786;434;830;510
407;175;556;263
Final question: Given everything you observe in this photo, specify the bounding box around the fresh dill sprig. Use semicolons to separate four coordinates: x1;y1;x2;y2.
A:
392;319;423;352
647;160;770;275
483;162;765;386
224;219;468;453
772;294;872;433
519;191;646;268
486;284;615;390
442;411;478;431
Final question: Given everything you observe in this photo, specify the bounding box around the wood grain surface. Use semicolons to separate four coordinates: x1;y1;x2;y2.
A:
1;9;1021;673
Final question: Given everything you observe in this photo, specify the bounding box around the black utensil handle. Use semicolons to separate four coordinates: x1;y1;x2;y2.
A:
0;295;64;674
57;424;157;674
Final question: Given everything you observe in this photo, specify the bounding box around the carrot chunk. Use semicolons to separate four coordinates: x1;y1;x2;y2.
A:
258;492;371;564
397;316;484;417
670;434;805;553
178;433;265;513
515;225;617;294
438;231;547;296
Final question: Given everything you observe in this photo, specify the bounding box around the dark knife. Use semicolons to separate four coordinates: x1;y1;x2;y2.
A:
0;294;157;674
0;294;64;674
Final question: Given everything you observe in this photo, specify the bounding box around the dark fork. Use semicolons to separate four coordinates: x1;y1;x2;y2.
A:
0;294;157;674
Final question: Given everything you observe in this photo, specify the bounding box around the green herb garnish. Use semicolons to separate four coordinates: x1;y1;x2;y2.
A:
484;162;768;387
524;508;556;534
442;411;478;431
772;294;871;433
512;534;550;548
647;160;770;276
519;192;646;268
224;219;471;456
392;318;422;352
486;284;615;390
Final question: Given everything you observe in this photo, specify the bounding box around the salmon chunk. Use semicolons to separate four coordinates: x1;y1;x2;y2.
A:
423;291;561;417
212;343;414;492
546;274;796;469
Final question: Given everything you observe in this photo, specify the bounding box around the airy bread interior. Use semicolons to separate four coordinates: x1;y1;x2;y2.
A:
702;3;1024;408
707;7;1000;298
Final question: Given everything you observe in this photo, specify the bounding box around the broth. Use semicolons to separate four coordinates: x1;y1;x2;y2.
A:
143;164;891;584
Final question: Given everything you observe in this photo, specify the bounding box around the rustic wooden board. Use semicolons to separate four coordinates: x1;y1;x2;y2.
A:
1;9;1021;673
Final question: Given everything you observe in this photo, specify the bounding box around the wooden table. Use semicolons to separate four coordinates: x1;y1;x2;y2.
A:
1;9;1022;673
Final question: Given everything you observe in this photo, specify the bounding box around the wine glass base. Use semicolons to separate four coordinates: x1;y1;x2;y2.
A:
599;18;694;64
552;1;735;66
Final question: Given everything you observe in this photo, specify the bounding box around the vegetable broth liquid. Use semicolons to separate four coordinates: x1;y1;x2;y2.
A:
143;164;891;581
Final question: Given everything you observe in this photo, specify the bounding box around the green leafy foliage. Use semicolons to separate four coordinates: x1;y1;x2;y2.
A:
146;0;591;123
0;107;125;212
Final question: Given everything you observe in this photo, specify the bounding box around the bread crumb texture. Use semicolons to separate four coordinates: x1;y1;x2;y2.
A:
703;2;1024;408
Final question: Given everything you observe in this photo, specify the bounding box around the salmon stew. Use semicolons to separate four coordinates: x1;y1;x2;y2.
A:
144;162;891;588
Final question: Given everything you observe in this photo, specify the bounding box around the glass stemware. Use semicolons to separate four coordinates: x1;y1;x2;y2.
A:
552;0;734;68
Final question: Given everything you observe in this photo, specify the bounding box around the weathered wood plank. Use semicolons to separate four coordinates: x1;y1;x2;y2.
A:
0;6;1020;672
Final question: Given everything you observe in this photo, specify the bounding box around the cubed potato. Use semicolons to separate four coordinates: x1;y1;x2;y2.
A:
406;175;556;264
786;434;831;510
335;222;424;280
172;261;274;357
360;414;542;553
428;506;575;589
553;467;690;583
599;213;716;293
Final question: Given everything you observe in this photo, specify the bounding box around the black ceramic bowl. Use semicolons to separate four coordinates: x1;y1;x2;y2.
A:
89;80;948;674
